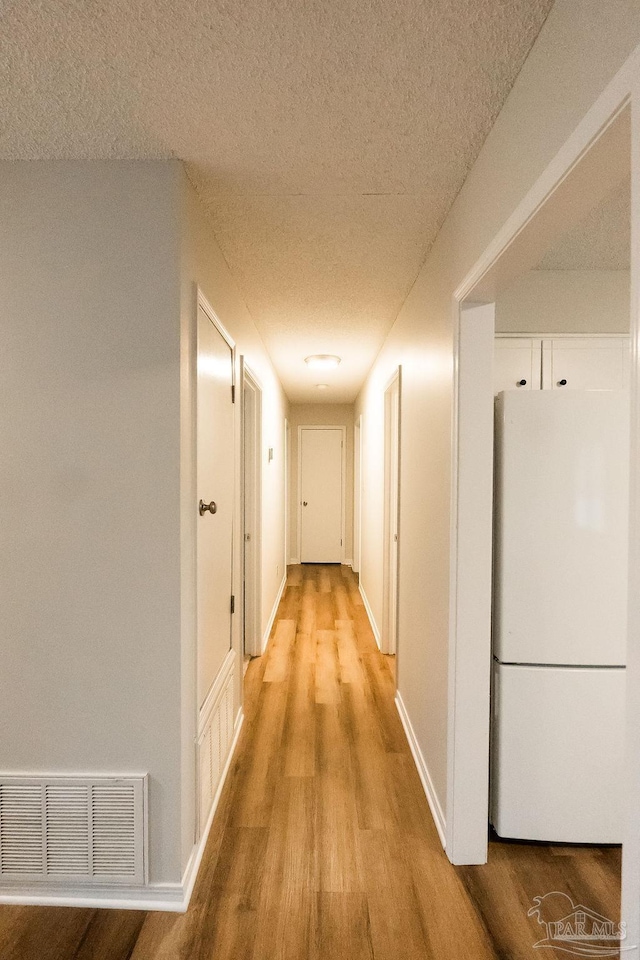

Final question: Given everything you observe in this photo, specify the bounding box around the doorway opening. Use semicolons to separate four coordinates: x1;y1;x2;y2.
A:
241;359;262;658
448;92;633;934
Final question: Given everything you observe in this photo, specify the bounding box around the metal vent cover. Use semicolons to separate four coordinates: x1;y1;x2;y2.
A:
0;776;146;885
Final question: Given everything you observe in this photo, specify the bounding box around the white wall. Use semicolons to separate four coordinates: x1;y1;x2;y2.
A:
355;0;640;827
179;170;289;869
0;161;183;885
496;269;630;333
287;404;354;563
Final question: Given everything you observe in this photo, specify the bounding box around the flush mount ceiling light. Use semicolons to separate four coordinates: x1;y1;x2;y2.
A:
316;384;329;390
304;354;341;371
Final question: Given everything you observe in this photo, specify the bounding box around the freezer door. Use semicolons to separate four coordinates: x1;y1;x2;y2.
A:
494;390;629;666
491;662;625;843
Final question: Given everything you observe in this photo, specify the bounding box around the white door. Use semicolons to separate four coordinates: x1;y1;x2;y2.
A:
543;337;630;390
353;416;362;575
284;419;290;564
494;338;541;394
383;374;400;655
197;300;234;709
299;427;343;563
242;366;261;657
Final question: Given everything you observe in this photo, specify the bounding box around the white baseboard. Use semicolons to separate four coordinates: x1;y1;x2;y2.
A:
262;570;287;654
342;558;353;567
0;711;245;913
395;692;447;849
288;557;300;566
359;581;381;650
0;882;185;912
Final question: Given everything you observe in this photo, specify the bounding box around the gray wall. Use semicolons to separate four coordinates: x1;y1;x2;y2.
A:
0;161;183;884
0;161;291;889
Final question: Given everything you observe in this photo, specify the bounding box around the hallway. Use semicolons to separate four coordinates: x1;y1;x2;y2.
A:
0;564;620;959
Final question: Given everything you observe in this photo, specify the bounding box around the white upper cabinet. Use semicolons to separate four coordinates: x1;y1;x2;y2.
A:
542;337;630;391
495;336;629;395
494;338;541;394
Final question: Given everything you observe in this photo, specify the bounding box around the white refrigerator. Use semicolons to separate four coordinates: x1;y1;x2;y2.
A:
491;390;628;843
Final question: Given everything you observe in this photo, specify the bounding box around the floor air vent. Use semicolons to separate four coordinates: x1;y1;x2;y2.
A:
0;776;146;885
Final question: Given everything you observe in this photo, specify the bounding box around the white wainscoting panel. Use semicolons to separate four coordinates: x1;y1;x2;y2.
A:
197;650;236;836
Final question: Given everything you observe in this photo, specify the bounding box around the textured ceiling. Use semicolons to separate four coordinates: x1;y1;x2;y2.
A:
537;178;630;271
0;0;553;401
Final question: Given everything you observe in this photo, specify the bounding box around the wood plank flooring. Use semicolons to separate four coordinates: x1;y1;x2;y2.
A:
0;563;621;959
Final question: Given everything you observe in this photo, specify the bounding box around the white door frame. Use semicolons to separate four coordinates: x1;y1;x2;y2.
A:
382;370;401;657
445;46;639;884
240;357;262;658
353;415;363;575
297;425;346;563
446;303;495;865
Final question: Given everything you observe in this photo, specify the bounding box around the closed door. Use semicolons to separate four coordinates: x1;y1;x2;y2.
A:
383;374;400;655
543;337;630;390
300;427;343;563
197;301;234;709
353;416;362;574
494;338;541;394
242;369;261;657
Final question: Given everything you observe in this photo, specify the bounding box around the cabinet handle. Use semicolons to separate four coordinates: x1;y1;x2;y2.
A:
517;379;527;386
557;379;567;386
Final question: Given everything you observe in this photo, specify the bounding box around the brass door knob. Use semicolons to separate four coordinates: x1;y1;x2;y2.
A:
199;500;217;516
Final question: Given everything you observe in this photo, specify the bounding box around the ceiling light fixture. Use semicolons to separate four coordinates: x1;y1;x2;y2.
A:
316;384;328;390
304;354;341;370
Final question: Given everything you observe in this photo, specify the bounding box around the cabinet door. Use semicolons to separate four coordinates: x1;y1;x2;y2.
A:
544;338;630;390
494;339;540;395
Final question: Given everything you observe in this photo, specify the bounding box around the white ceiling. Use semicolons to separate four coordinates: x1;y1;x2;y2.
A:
0;0;553;402
537;179;630;271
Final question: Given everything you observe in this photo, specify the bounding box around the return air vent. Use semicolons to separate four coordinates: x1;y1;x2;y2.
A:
0;776;146;885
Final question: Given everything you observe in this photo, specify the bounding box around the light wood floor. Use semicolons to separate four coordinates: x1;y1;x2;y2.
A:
0;563;621;959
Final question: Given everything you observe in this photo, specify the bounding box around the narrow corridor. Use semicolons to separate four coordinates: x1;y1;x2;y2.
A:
0;564;621;959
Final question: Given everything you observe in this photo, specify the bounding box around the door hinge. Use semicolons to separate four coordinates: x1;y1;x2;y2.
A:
231;384;236;403
231;595;235;614
340;539;343;546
